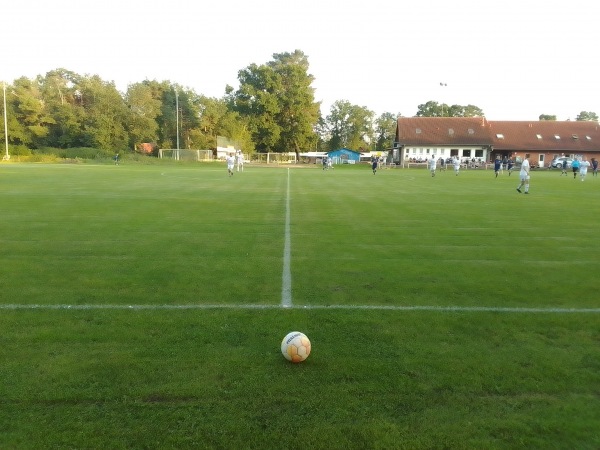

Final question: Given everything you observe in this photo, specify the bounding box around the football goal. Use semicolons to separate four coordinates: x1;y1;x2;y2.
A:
158;149;213;161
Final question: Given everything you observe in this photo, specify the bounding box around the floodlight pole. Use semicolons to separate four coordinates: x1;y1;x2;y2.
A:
175;86;180;153
439;82;447;117
3;82;8;160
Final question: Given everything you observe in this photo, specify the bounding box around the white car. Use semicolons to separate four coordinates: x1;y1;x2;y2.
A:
550;157;573;169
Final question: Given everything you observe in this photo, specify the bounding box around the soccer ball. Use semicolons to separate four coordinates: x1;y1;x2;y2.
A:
281;331;311;363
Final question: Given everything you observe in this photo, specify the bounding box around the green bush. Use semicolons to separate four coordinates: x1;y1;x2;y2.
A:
10;145;32;156
33;147;114;160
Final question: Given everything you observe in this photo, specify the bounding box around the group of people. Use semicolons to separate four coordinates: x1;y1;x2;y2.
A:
427;156;467;177
226;151;245;176
322;156;334;171
425;152;596;195
494;157;515;177
558;156;597;180
517;154;597;194
570;157;595;181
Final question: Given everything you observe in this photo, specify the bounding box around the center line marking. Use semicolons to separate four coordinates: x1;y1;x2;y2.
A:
281;168;292;307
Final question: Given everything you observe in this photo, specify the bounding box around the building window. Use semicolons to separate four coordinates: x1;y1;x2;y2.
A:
468;128;474;135
448;128;454;136
475;150;483;157
536;134;542;139
496;133;504;139
572;134;579;139
463;150;471;157
554;135;560;140
586;135;592;140
416;128;421;134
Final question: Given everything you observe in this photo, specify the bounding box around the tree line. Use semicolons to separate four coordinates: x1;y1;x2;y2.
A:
2;49;597;157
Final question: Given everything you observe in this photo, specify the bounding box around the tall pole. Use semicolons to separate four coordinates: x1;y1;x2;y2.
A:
175;87;180;154
439;82;447;117
3;82;8;160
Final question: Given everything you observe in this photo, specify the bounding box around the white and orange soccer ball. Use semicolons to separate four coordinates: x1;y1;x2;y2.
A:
281;331;311;363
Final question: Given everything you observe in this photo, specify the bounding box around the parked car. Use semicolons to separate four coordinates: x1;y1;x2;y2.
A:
550;157;573;169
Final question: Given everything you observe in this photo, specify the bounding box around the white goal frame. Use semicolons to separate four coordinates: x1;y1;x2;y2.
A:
158;149;213;161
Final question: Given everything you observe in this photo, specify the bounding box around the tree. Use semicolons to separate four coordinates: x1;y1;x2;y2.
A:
174;87;202;150
267;50;320;155
228;63;281;152
539;114;557;121
416;101;445;117
6;77;54;150
374;112;399;151
575;111;598;122
125;81;162;149
325;100;374;151
195;95;254;152
448;104;485;117
416;101;484;117
78;75;129;151
229;50;319;154
38;69;86;148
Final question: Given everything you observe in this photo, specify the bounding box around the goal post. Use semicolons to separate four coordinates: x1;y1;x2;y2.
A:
158;149;213;161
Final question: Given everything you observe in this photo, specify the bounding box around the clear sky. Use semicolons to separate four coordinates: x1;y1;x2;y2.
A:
3;0;598;121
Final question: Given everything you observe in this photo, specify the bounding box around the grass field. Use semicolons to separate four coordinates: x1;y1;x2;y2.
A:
1;161;599;449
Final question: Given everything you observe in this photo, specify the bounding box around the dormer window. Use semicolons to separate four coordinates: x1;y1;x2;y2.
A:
586;135;592;140
416;128;421;134
536;134;542;139
572;134;579;139
554;135;561;140
448;128;454;136
496;133;504;139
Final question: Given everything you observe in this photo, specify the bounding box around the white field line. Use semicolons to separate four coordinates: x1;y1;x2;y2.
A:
281;168;293;307
1;304;599;313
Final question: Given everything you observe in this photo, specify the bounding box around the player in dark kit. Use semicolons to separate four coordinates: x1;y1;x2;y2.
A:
494;157;502;178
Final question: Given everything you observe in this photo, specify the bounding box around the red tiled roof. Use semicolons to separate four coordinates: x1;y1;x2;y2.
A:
396;117;600;153
396;117;491;146
488;121;600;152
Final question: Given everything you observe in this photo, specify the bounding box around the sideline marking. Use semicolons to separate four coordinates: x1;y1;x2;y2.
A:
281;168;292;307
1;304;599;313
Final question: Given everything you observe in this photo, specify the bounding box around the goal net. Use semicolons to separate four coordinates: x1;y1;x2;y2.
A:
158;149;213;161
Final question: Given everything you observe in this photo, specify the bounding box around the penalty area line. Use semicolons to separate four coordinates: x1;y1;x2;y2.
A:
1;304;599;314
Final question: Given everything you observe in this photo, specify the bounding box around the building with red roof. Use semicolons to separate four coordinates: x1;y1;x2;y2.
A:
392;117;600;168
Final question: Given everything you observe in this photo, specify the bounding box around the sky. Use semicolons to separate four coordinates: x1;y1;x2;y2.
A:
3;0;598;121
